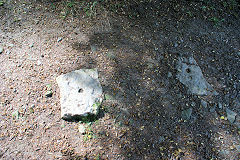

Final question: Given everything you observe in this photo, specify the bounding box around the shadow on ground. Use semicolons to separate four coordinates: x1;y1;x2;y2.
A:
67;0;240;159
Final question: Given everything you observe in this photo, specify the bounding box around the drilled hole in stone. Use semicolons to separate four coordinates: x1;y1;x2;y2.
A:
78;88;83;93
186;68;191;73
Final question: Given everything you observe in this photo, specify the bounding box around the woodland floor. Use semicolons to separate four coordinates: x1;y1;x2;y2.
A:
0;0;240;159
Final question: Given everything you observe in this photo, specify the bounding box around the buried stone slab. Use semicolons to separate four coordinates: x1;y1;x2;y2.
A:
56;69;103;120
176;56;217;96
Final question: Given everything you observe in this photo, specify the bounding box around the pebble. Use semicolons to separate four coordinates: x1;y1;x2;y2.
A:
61;121;65;128
218;102;223;109
168;72;172;78
29;43;34;48
0;47;3;54
201;100;208;108
191;101;196;107
210;106;216;113
236;145;240;152
45;90;53;97
8;44;14;47
37;60;42;65
57;37;62;42
6;50;10;55
78;124;86;134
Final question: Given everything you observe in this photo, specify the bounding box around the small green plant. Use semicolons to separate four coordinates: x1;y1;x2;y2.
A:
201;6;207;11
60;0;76;19
83;124;97;141
210;17;224;26
50;2;56;10
92;101;101;114
95;153;101;160
83;1;98;17
186;11;193;17
108;1;124;13
101;105;110;113
228;0;238;10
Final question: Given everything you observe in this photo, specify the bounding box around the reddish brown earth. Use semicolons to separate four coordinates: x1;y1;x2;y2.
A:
0;0;240;159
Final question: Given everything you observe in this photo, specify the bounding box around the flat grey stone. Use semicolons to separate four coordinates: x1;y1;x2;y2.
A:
56;69;103;120
176;56;217;95
226;108;237;123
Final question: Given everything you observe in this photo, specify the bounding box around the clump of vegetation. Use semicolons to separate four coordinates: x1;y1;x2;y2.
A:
82;0;98;17
58;0;100;18
60;0;77;19
83;123;97;141
0;0;5;6
210;17;225;26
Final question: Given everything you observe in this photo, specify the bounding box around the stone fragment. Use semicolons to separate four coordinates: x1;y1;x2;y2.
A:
210;106;216;113
37;60;42;65
57;37;62;42
0;47;3;54
45;90;53;97
201;100;208;108
158;136;165;143
236;145;240;152
12;110;20;119
218;102;223;109
168;72;172;78
29;43;34;48
104;94;115;100
56;69;103;120
226;108;237;123
78;124;86;134
182;108;192;120
90;45;98;53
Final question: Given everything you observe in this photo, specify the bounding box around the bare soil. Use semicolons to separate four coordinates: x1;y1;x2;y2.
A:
0;0;240;159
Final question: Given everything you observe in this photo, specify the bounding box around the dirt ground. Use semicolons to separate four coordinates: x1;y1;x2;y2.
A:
0;0;240;159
